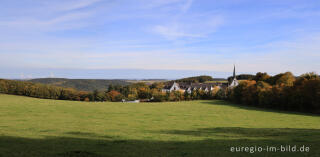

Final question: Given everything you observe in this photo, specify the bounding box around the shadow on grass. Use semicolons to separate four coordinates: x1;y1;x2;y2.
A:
1;127;319;157
65;132;115;139
200;100;320;117
155;127;320;142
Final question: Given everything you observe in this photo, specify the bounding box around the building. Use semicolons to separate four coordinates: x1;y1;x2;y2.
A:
162;82;181;92
162;82;225;93
229;65;239;88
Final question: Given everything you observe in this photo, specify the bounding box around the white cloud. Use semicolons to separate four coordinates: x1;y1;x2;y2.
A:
0;11;93;31
147;0;223;40
151;15;224;40
41;0;102;12
0;0;103;32
139;0;184;9
152;24;204;39
181;0;193;13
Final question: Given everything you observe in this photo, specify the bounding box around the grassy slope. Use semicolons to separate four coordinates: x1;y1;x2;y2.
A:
0;94;319;157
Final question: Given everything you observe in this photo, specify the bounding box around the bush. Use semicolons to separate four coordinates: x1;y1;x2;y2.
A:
152;92;167;102
215;89;226;99
106;90;123;102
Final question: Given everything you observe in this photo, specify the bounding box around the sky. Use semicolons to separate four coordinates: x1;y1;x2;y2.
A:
0;0;320;79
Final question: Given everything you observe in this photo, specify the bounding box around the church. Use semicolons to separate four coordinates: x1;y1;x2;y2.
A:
229;65;239;88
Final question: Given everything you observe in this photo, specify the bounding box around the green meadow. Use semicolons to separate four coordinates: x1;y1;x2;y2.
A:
0;94;319;157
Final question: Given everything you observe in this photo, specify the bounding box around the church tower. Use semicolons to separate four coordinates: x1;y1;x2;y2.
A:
229;65;239;87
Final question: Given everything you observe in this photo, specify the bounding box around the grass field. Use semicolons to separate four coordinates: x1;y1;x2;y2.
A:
0;94;319;157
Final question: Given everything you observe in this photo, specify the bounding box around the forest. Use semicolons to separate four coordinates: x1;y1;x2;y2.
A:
227;72;320;114
174;75;215;83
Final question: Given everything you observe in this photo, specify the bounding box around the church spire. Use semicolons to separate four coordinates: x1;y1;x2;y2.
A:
229;64;239;88
233;64;236;79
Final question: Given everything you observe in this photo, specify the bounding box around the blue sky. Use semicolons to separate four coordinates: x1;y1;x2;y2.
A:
0;0;319;79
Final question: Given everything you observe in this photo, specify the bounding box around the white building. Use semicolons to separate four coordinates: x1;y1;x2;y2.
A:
162;82;181;92
162;82;225;93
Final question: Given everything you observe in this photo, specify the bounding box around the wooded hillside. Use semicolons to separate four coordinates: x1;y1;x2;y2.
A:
175;75;215;83
28;78;130;91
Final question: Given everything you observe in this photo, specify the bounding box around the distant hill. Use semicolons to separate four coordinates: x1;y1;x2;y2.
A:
28;78;130;91
173;75;215;84
127;79;168;85
205;78;228;83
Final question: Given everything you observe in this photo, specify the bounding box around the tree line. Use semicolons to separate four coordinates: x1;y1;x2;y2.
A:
227;74;255;83
0;79;89;101
226;72;320;114
174;75;214;83
0;79;225;102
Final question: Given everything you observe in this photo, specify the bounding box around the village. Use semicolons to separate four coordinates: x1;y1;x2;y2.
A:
162;65;239;93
